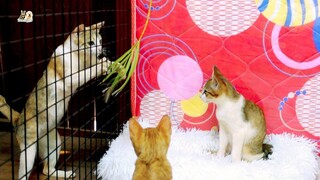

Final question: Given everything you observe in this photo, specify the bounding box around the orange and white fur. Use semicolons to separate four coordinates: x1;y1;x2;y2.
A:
129;115;172;180
201;66;272;162
0;22;110;179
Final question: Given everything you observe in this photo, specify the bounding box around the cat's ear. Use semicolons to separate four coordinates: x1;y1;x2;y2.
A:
211;66;222;89
71;24;85;42
157;115;172;136
87;21;104;30
129;117;143;142
72;24;85;33
71;24;85;37
213;65;224;79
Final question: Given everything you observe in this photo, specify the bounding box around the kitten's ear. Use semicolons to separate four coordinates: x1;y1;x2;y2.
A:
72;24;85;36
73;24;85;32
88;21;104;30
96;21;105;29
213;66;224;79
71;24;85;41
129;117;143;142
211;66;221;89
157;115;172;136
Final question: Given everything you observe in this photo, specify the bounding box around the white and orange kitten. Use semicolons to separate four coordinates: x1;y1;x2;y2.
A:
201;66;272;162
0;22;110;179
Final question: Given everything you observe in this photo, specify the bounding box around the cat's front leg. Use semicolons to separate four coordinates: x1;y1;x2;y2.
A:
94;57;110;76
70;59;109;89
217;127;228;158
231;132;245;162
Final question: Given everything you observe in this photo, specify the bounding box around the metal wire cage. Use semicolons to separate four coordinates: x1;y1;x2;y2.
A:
0;0;131;179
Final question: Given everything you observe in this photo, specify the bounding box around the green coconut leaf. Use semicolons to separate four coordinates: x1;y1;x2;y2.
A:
101;1;152;102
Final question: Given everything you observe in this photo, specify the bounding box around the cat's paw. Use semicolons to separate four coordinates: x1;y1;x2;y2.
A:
0;95;7;106
217;150;225;158
231;156;241;162
99;58;111;75
65;170;76;179
43;169;76;179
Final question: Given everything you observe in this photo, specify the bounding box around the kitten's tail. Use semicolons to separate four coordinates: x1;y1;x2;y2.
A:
262;143;273;160
0;95;20;126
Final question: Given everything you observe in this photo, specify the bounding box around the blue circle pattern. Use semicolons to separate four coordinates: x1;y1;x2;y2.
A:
137;0;176;20
144;3;161;11
278;90;307;111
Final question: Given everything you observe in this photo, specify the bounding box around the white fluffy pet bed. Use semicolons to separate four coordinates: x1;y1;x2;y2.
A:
97;120;319;180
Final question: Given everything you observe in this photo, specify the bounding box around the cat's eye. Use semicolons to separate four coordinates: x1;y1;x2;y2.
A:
88;41;95;46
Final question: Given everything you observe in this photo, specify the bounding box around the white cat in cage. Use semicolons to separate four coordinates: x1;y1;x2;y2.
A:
0;21;111;179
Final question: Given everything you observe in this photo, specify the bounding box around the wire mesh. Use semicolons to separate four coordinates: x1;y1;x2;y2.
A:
0;0;131;179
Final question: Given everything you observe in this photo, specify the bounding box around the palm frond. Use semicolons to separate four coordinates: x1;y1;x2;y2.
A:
101;1;152;102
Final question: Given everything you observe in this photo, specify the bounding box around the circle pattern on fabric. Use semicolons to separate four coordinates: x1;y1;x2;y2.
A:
296;75;320;137
140;90;184;127
255;0;320;26
157;55;203;101
186;0;260;36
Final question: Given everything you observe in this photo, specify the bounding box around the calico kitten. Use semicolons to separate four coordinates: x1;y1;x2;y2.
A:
17;10;26;22
129;115;172;180
0;22;110;179
200;66;272;162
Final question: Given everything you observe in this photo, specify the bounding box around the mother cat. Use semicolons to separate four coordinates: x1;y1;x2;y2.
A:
0;22;110;179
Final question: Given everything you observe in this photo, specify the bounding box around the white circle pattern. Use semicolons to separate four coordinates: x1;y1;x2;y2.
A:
296;75;320;137
186;0;260;37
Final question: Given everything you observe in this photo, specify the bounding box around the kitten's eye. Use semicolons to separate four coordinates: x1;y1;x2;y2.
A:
88;41;95;46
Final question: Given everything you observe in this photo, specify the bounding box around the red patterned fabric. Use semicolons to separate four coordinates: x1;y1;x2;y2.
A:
131;0;320;145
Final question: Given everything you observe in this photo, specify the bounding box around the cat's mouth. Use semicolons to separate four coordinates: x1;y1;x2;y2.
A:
200;93;208;102
98;47;110;60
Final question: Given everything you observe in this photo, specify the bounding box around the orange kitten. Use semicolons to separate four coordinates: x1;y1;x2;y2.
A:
129;115;172;180
201;66;272;162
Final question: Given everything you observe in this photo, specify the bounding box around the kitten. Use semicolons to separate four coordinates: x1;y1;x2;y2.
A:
17;10;26;22
24;11;33;23
129;115;172;180
0;22;110;179
200;66;272;162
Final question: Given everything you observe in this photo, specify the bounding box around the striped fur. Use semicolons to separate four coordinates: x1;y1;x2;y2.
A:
200;66;272;162
129;115;172;180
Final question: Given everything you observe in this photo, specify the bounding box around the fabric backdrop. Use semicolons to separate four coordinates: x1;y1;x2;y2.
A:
130;0;320;145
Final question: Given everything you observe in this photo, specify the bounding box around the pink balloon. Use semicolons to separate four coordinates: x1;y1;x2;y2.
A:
157;55;203;101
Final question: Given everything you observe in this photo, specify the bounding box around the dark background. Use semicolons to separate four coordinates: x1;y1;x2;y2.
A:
0;0;132;133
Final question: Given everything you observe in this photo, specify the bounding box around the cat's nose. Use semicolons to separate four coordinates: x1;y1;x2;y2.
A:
98;47;110;59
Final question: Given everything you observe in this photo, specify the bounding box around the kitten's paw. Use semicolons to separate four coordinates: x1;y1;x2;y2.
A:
217;150;225;158
231;156;241;162
100;59;111;75
0;95;6;105
43;169;76;179
65;170;76;179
